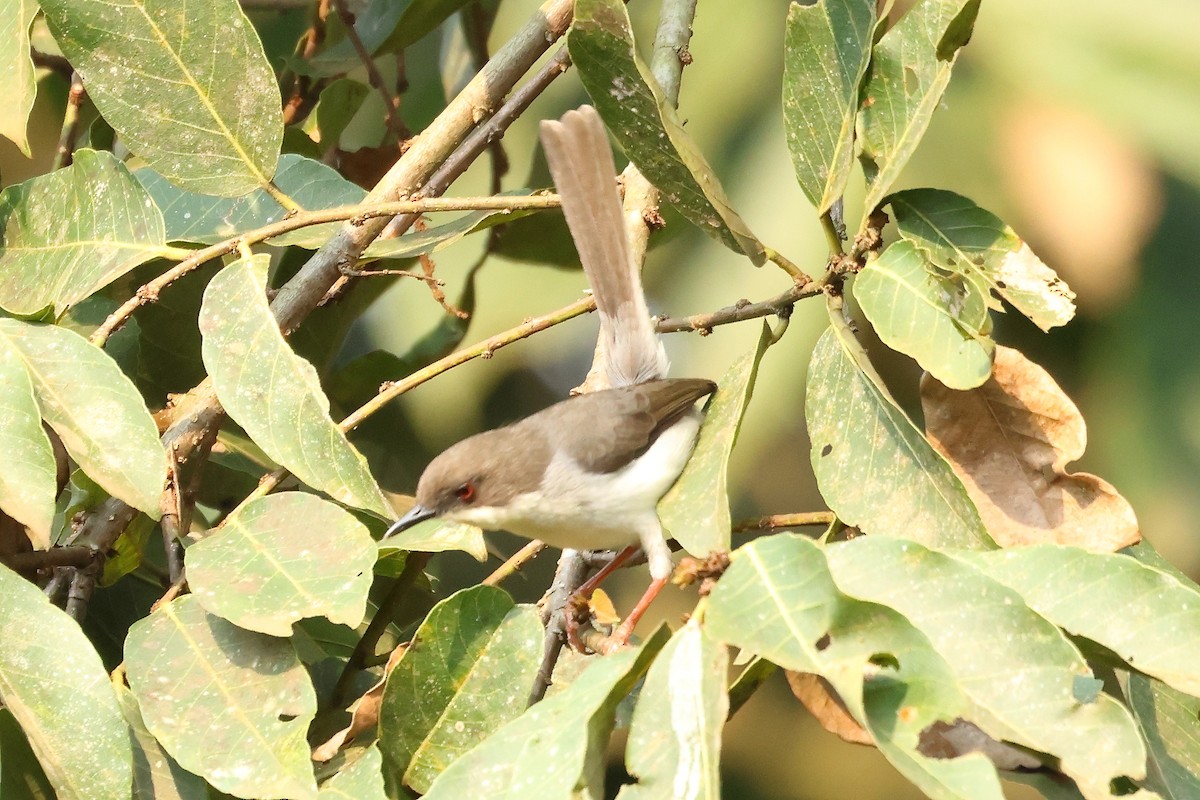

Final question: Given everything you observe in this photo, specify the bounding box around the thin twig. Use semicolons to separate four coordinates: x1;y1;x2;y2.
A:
65;563;98;622
331;0;406;141
528;550;589;706
31;49;73;78
53;73;87;170
732;512;836;534
653;280;817;334
483;541;546;586
331;552;431;709
89;194;562;347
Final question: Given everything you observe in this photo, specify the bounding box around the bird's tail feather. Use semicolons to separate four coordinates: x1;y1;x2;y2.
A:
540;106;668;387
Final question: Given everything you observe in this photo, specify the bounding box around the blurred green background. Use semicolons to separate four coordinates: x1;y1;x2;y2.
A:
4;0;1197;796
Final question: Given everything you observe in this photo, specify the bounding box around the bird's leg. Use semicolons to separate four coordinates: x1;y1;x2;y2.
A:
565;544;640;652
594;575;670;654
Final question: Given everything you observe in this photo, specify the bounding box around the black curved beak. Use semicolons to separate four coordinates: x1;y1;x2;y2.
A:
383;504;436;539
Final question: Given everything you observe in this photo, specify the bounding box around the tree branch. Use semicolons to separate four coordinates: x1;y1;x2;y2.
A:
89;193;562;347
330;0;407;140
1;546;98;572
653;279;818;334
52;73;87;171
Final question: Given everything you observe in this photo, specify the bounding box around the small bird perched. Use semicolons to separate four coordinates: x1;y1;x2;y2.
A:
384;106;714;644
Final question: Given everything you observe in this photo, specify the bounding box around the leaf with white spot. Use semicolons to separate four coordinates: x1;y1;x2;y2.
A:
39;0;282;196
187;492;376;636
0;150;169;316
199;255;390;517
0;320;167;518
0;0;37;157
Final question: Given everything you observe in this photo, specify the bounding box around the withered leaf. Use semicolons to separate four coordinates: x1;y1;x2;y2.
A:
784;671;872;746
921;345;1139;551
311;644;407;762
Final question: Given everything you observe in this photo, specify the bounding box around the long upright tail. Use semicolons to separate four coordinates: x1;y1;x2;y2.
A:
540;106;668;387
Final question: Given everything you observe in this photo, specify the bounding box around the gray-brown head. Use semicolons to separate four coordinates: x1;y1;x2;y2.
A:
382;425;550;537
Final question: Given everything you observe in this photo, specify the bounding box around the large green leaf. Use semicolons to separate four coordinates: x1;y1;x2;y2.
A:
889;189;1077;331
422;628;668;799
0;0;37;157
125;595;318;800
187;492;377;636
199;255;390;517
39;0;282;196
1122;673;1200;798
137;154;365;247
0;320;167;518
854;239;994;389
805;319;993;549
318;745;387;799
114;682;208;800
705;535;1005;800
825;537;1148;798
0;564;132;800
569;0;764;264
0;150;170;316
782;0;876;213
0;338;57;548
659;323;772;557
967;546;1200;697
379;586;542;793
617;620;727;800
858;0;981;217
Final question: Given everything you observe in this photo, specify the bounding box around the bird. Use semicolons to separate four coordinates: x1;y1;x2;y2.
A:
383;106;715;647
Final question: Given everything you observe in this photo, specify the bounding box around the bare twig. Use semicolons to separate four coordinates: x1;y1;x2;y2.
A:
528;550;589;706
53;73;87;170
65;563;98;621
653;279;817;333
89;193;562;347
732;512;836;534
31;49;72;78
483;540;546;586
331;0;407;141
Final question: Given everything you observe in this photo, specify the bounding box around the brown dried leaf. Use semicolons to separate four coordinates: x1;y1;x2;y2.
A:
311;644;407;762
784;671;872;746
921;345;1139;552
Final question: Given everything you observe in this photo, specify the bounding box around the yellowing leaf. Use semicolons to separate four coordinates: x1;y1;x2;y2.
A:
921;345;1139;552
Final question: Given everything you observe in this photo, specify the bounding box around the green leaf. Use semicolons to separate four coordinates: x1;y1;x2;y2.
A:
782;0;877;213
0;0;37;157
0;150;169;316
617;620;727;800
659;322;773;557
858;0;981;217
0;338;57;548
379;0;475;55
1122;673;1200;798
825;537;1148;798
889;189;1077;331
853;239;994;389
318;745;387;799
199;255;390;517
379;586;542;793
39;0;282;196
187;492;377;636
421;627;668;799
311;79;372;153
99;513;155;586
125;595;318;800
361;200;542;259
136;154;366;247
381;518;488;561
705;535;1005;800
114;682;208;800
569;0;764;264
0;320;168;518
0;563;132;800
805;319;993;549
966;546;1200;698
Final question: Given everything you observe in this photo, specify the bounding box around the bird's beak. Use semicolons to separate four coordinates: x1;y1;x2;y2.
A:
382;504;436;538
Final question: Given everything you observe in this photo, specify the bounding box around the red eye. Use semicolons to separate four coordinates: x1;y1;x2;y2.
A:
454;482;476;503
